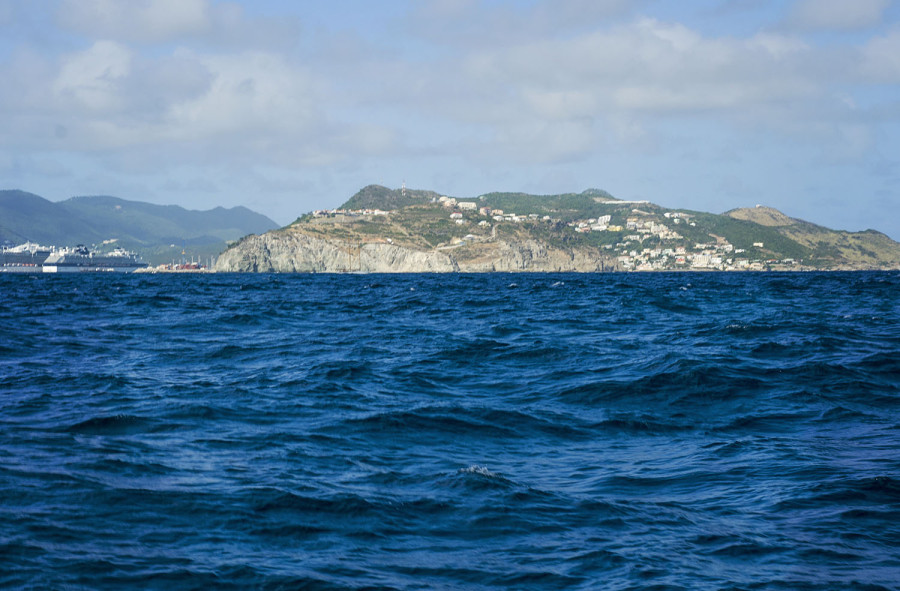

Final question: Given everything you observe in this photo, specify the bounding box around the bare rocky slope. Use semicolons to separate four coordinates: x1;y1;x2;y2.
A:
214;231;615;273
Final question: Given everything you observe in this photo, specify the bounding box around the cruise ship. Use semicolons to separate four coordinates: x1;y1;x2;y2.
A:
0;242;53;272
42;245;149;273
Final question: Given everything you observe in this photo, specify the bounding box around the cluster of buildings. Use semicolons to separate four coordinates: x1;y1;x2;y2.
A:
307;198;796;272
568;211;691;237
605;212;797;270
571;215;618;233
613;238;793;271
568;208;697;240
617;242;733;271
312;208;389;217
440;201;793;271
440;196;555;226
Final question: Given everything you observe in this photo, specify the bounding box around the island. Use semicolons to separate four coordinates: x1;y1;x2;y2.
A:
215;185;900;272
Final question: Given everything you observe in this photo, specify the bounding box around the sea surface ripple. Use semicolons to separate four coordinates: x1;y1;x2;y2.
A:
1;272;898;590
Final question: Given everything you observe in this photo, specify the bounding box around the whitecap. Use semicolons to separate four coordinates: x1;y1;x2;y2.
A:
459;465;498;478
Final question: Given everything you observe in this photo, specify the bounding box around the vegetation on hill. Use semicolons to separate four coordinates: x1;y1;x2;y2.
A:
0;190;278;265
0;190;100;245
7;184;896;271
283;186;900;271
340;185;441;210
477;189;618;221
725;207;899;268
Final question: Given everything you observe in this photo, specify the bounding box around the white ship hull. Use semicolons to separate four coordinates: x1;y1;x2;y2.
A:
42;265;143;273
41;245;148;273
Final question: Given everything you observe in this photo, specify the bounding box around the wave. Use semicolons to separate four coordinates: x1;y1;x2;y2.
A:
4;272;900;590
329;405;589;442
66;414;153;435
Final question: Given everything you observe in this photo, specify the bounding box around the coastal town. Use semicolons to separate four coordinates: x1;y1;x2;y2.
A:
310;195;801;272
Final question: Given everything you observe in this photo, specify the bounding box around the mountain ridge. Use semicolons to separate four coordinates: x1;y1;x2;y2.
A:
0;190;278;265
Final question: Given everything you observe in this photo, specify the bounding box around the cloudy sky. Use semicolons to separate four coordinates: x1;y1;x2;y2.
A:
2;0;899;238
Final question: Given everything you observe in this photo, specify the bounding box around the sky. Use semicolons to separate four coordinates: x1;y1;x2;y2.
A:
1;0;899;238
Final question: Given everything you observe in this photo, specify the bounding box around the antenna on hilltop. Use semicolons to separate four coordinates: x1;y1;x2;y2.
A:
401;180;407;197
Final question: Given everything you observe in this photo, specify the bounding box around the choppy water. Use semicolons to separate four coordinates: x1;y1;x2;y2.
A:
1;272;898;590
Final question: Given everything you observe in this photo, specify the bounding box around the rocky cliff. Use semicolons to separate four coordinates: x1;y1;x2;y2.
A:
214;230;617;273
215;232;457;272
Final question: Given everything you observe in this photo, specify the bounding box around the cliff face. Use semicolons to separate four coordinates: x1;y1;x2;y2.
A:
215;232;455;272
451;239;612;272
214;231;616;273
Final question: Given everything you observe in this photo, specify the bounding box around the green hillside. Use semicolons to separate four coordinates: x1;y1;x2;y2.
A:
0;190;278;265
478;189;617;220
297;186;900;271
0;190;99;245
340;185;441;210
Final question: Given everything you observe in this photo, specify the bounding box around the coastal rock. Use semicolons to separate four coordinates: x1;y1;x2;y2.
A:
455;239;612;272
214;232;616;273
215;232;458;272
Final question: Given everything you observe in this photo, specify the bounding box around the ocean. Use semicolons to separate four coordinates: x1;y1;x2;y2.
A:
1;272;898;590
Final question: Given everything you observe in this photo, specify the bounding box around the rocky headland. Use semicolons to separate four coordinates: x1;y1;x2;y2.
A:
215;186;900;273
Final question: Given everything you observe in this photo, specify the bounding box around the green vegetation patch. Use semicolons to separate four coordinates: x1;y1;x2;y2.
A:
340;185;442;210
479;189;624;221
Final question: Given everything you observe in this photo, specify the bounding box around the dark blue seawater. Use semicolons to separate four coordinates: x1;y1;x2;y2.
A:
1;272;898;590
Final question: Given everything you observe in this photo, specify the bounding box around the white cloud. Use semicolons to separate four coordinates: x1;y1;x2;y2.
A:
57;0;210;43
22;3;843;171
55;0;301;48
410;0;646;46
471;117;597;165
53;40;133;112
52;45;400;170
0;39;321;161
861;28;900;82
164;51;318;141
430;18;818;132
3;1;897;231
361;14;890;168
788;0;891;31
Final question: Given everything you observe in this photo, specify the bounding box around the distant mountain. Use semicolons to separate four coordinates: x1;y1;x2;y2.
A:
0;190;99;245
219;185;900;272
0;190;278;265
